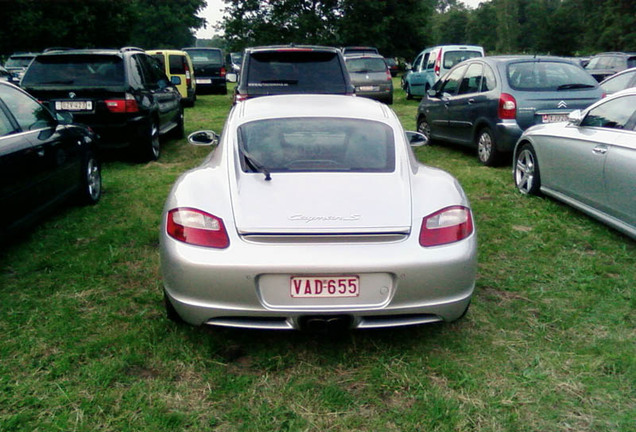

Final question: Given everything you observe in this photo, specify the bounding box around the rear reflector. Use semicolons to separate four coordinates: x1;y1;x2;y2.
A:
419;206;474;247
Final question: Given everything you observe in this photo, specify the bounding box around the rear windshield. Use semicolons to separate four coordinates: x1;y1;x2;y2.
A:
346;57;387;73
21;55;125;87
186;49;222;65
246;51;347;94
507;61;598;91
238;118;395;173
443;50;483;69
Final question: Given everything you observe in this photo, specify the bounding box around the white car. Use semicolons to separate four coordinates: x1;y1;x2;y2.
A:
160;95;477;331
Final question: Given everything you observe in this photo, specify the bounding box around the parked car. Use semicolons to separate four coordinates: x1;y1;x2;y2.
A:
160;94;476;331
147;49;196;107
227;51;243;74
600;67;636;95
182;47;227;94
0;82;101;241
345;54;393;104
21;47;183;161
3;52;38;83
0;66;13;83
342;46;380;56
403;45;484;99
384;57;399;77
513;88;636;239
416;56;603;165
232;45;354;104
585;52;636;82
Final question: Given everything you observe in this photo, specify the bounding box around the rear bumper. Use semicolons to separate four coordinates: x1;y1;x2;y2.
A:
494;120;524;152
76;115;149;149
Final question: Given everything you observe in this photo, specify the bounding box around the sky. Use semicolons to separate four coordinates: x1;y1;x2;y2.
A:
195;0;484;39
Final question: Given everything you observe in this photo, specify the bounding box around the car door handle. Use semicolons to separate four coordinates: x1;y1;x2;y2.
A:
592;145;608;155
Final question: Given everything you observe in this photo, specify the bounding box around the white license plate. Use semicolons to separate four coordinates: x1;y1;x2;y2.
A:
360;86;379;92
290;276;360;298
55;100;93;111
542;114;568;123
196;78;212;84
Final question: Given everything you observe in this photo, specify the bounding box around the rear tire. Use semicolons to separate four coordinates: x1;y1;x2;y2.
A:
138;119;160;162
514;143;541;195
171;107;185;139
476;127;500;166
77;152;102;205
406;84;413;100
417;116;432;142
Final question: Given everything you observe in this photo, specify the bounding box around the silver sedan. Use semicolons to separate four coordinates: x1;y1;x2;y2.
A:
513;88;636;239
160;95;477;331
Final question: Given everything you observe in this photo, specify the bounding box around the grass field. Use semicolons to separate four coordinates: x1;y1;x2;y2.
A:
0;80;634;431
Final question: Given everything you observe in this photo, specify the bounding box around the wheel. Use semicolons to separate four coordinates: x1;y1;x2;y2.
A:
77;152;102;205
476;127;500;166
138;119;160;162
417;116;431;141
164;291;185;324
171;107;185;139
514;143;541;195
406;84;413;100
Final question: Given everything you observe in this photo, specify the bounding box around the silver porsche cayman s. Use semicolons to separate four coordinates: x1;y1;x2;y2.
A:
160;95;477;331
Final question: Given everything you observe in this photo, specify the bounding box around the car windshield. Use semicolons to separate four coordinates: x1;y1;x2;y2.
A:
443;51;482;69
346;58;387;73
237;118;395;173
21;55;125;87
186;49;222;64
507;61;598;91
246;51;347;94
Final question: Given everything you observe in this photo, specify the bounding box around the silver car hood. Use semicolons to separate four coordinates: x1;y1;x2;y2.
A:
230;172;412;234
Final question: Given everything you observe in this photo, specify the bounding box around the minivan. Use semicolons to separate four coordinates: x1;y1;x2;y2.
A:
403;45;484;99
148;49;196;107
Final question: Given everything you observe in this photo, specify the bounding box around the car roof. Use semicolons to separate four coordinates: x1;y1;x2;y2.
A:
245;45;341;54
34;48;143;57
478;55;579;64
234;95;392;123
147;49;189;56
344;54;385;60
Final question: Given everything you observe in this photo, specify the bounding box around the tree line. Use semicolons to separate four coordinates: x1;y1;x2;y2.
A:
1;0;633;61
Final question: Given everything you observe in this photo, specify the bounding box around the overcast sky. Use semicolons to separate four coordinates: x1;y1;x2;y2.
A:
195;0;484;39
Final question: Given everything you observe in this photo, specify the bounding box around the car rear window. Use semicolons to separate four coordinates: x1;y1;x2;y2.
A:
21;55;125;87
443;51;483;69
186;49;222;65
238;118;395;173
168;55;186;74
507;61;598;91
346;58;387;73
246;51;347;95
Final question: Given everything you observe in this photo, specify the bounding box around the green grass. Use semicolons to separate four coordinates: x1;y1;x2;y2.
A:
0;80;634;431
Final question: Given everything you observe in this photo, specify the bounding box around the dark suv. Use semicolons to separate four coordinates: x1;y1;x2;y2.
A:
21;47;183;161
233;45;354;103
585;52;636;82
182;47;227;94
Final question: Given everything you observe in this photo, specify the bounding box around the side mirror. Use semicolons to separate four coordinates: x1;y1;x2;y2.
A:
171;76;182;85
405;131;429;147
427;89;438;98
226;73;237;83
568;109;583;126
187;130;219;146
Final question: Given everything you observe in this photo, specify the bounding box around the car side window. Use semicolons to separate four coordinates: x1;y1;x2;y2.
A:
426;52;436;69
0;106;15;137
440;64;467;96
482;65;496;92
412;54;422;72
422;53;430;71
0;84;55;131
601;71;635;94
580;95;636;130
457;63;482;95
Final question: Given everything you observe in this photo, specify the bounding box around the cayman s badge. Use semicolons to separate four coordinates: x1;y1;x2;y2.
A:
289;214;361;223
557;100;567;109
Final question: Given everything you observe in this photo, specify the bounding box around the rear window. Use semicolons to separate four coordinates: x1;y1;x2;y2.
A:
246;51;347;94
168;55;186;74
21;55;125;87
507;61;598;91
186;49;222;65
442;50;483;69
346;58;387;73
238;118;395;173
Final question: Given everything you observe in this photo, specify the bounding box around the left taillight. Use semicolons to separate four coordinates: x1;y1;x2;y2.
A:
166;208;230;248
419;206;474;247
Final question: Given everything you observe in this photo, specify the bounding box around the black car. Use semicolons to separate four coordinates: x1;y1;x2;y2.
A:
585;52;636;82
182;47;227;94
0;82;101;241
233;45;354;104
3;52;38;83
20;47;183;161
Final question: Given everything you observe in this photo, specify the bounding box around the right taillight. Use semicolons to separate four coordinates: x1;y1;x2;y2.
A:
167;208;230;248
434;50;442;77
105;93;139;113
419;206;473;247
498;93;517;120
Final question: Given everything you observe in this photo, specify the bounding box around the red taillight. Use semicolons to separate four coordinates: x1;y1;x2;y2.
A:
220;66;226;78
498;93;517;120
235;93;249;103
386;69;392;81
105;93;139;113
419;206;473;247
184;58;192;87
434;50;442;77
166;208;230;248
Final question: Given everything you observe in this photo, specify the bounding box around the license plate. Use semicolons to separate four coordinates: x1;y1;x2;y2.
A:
196;78;212;84
360;86;379;91
55;100;93;111
542;114;568;123
290;276;359;298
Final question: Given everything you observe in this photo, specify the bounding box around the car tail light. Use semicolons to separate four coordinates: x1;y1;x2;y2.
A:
498;93;517;120
105;93;139;113
235;93;249;103
220;66;226;78
386;68;392;81
184;58;192;87
434;50;442;77
167;208;230;248
419;206;473;247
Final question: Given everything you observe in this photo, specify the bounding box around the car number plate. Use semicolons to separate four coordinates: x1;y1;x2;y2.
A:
542;114;568;123
360;85;379;91
55;100;93;111
196;78;212;84
290;276;360;298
